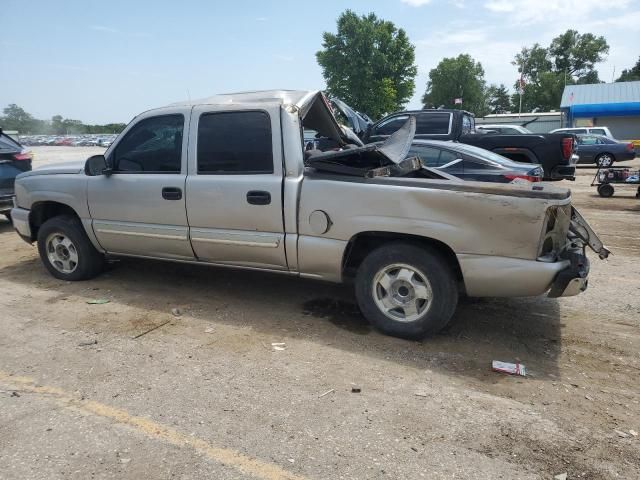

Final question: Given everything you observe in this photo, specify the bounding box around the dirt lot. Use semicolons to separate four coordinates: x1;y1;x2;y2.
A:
1;147;639;479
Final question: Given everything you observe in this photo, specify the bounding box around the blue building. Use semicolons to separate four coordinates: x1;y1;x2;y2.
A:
560;81;640;141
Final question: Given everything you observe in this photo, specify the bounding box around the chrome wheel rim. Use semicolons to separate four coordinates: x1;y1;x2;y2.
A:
372;263;432;323
46;232;79;274
598;155;613;167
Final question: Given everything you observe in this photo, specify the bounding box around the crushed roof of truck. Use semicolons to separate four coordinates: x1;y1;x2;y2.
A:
169;90;353;148
169;90;318;108
304;117;428;178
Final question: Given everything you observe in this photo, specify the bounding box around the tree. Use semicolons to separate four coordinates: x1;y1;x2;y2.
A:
0;104;36;133
316;10;417;120
511;30;609;112
1;105;126;135
422;54;487;115
549;30;609;81
51;115;65;134
485;84;511;114
616;56;640;82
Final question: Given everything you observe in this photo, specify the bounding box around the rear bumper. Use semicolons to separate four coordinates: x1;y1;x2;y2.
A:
10;207;32;243
457;254;571;297
547;251;589;297
548;154;578;181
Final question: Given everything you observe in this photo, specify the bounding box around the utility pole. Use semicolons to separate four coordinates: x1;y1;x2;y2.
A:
518;59;526;119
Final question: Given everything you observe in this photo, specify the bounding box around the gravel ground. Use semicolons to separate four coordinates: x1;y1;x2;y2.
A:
0;147;639;479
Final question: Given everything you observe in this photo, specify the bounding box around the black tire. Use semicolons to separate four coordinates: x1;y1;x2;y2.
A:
37;215;105;281
596;153;615;167
597;183;614;198
355;243;458;340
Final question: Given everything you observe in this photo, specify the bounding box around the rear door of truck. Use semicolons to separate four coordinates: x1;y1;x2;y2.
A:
185;105;288;270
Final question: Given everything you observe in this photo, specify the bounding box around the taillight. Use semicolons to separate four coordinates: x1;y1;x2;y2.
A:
561;137;574;160
626;143;635;152
13;150;32;161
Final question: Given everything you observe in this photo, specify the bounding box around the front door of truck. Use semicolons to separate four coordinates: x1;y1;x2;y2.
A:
185;105;287;270
87;108;194;260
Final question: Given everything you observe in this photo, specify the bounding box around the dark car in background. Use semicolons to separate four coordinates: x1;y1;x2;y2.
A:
364;109;578;181
575;134;636;167
0;131;32;221
408;140;544;183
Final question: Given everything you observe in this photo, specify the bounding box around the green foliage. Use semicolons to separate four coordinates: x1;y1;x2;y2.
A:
616;56;640;82
0;105;125;134
316;10;417;120
422;54;487;116
512;30;609;112
485;84;511;114
549;30;609;78
1;104;36;133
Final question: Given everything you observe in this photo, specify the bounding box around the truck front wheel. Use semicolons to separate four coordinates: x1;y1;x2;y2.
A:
37;215;105;281
355;243;458;340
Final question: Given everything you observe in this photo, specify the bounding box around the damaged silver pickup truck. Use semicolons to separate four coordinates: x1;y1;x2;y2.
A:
10;90;609;339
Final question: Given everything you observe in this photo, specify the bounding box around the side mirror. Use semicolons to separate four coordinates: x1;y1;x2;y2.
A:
84;155;111;176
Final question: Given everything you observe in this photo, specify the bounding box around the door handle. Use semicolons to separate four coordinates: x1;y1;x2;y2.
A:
162;187;182;200
246;190;271;205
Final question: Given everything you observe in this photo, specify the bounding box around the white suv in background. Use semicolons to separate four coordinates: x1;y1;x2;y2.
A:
476;124;533;134
550;126;615;139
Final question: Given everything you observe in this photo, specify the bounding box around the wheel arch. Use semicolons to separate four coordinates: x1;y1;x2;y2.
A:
28;201;105;254
341;231;465;292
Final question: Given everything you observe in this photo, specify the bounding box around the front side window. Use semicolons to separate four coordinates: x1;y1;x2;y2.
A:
111;115;184;173
374;115;409;136
198;111;273;174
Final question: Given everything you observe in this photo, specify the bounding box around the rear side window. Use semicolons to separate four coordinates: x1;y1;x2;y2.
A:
416;113;451;135
409;146;458;167
461;115;474;134
578;136;598;145
590;128;606;135
198;111;273;174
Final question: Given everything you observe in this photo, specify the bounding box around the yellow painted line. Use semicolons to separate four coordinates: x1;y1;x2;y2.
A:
0;371;306;480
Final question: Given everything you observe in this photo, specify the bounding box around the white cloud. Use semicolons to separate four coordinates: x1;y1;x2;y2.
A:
483;0;633;26
90;25;119;34
407;0;639;109
401;0;432;6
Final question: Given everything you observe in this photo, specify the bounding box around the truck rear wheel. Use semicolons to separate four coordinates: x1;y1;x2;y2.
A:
37;215;105;281
355;243;458;340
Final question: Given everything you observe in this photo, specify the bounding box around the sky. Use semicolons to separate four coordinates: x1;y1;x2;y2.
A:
1;0;639;124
